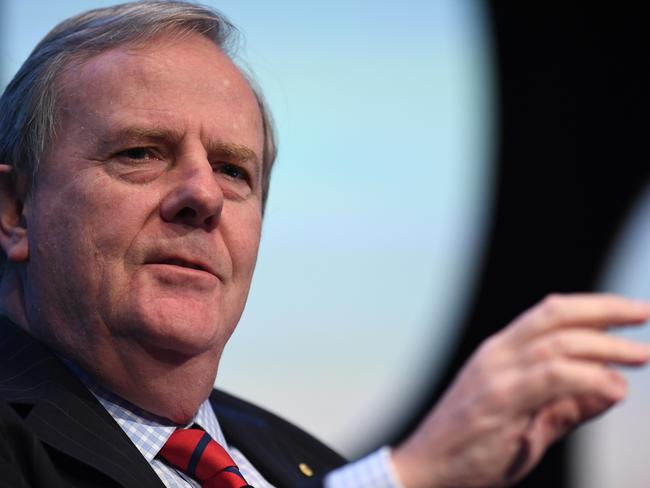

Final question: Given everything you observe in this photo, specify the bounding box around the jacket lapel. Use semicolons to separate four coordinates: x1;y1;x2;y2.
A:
211;389;346;487
0;318;164;487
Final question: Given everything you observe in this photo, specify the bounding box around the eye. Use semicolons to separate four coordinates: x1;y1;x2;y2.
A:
216;163;249;182
116;147;157;160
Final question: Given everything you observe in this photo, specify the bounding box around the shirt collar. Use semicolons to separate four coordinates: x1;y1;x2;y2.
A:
64;361;227;463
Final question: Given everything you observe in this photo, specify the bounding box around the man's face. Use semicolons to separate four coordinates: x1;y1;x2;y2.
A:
22;34;264;377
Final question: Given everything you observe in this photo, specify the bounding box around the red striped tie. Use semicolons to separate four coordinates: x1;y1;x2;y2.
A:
159;428;252;488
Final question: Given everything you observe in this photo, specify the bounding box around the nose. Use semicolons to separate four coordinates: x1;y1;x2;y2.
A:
160;161;223;232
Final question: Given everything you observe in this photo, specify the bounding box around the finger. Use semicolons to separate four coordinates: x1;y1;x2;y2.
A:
522;329;650;366
505;293;650;344
513;359;627;414
524;394;618;464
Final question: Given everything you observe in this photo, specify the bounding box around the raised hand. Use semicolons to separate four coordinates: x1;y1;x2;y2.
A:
392;294;650;487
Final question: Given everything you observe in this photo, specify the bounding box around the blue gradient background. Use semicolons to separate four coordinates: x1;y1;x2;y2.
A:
1;0;493;457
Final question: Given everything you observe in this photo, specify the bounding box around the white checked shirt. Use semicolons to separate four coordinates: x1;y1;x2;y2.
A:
85;381;403;488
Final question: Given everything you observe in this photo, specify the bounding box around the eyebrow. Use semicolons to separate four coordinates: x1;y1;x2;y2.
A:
208;141;261;182
98;126;261;179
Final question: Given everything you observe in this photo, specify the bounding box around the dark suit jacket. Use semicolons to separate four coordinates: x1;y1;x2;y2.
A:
0;317;346;487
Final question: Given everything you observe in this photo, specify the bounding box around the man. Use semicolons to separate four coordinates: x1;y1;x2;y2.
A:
1;2;649;487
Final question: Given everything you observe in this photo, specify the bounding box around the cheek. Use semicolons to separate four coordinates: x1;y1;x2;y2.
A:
224;206;262;280
29;177;146;285
90;204;146;259
24;184;111;331
31;192;94;262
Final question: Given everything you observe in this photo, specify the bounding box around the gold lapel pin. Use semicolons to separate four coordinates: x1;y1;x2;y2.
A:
298;463;314;477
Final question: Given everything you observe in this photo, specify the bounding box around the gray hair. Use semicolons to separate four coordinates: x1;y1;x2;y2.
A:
0;0;277;206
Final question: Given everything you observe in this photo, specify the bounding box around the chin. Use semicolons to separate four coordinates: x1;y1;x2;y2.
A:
122;295;237;359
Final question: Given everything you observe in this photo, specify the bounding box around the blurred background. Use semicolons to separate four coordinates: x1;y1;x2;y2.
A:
1;2;648;487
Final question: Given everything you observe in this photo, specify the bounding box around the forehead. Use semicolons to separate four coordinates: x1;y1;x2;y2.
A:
54;33;263;157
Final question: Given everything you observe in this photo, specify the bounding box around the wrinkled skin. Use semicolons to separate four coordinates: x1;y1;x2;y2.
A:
0;33;264;423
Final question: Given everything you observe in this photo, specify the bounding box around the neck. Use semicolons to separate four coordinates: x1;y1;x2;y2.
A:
62;336;221;423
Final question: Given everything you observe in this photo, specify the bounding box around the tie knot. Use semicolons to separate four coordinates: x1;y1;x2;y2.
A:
159;428;251;487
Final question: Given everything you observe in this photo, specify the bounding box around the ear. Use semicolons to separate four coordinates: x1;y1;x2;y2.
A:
0;164;28;263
